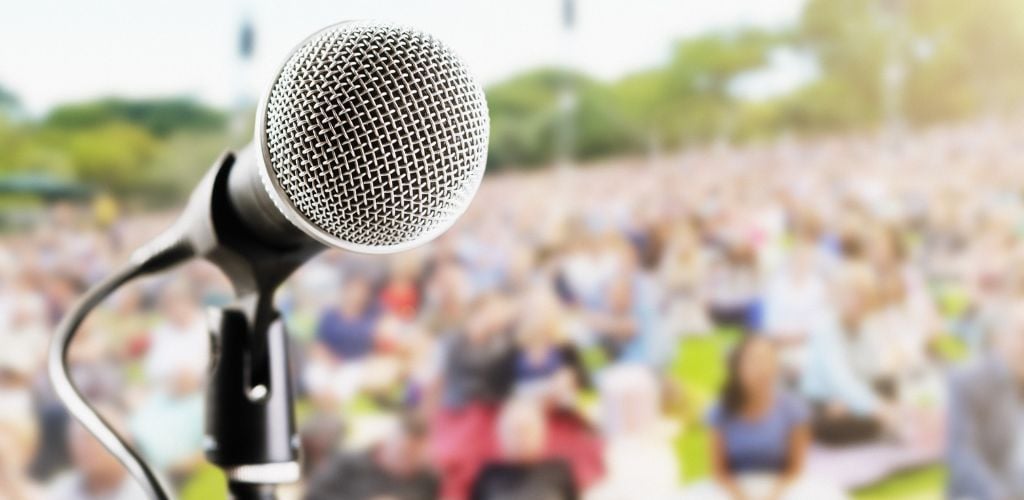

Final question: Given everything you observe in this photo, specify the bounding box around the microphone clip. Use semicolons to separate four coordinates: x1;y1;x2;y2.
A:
204;302;300;499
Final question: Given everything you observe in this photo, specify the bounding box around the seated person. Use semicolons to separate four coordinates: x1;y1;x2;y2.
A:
0;357;41;500
583;268;660;366
304;413;439;500
512;285;588;405
378;254;422;321
471;398;578;500
948;308;1024;500
48;408;145;500
589;365;681;500
800;266;895;445
132;282;207;484
304;275;382;404
439;292;517;410
686;337;846;500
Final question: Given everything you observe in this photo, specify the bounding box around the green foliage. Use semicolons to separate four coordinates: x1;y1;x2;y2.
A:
139;130;234;206
485;69;640;170
904;0;1024;119
46;97;226;137
777;76;879;133
64;122;160;193
613;30;777;148
484;30;781;169
795;0;1024;128
0;97;232;200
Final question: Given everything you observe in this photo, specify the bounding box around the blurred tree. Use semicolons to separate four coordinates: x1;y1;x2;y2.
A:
903;0;1024;121
139;130;234;206
794;0;1024;127
46;97;226;137
486;69;638;170
792;0;889;130
614;30;777;148
63;122;159;194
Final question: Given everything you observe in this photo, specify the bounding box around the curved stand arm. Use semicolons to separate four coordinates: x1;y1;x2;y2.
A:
48;264;175;500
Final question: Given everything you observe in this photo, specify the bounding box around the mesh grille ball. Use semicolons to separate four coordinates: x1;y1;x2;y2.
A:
260;21;489;252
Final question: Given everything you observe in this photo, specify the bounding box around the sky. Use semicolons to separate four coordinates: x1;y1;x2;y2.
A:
0;0;807;115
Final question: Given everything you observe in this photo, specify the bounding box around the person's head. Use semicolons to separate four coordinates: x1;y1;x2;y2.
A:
428;260;473;313
159;280;199;328
504;244;536;291
721;336;779;416
497;398;547;462
832;263;878;330
339;275;373;316
46;272;85;312
516;285;564;349
375;413;431;477
598;364;661;436
387;252;423;286
464;292;513;343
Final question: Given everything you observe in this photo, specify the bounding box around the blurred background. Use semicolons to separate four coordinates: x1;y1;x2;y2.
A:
4;0;1024;499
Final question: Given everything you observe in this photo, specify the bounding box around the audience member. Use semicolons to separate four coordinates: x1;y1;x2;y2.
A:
0;357;41;500
947;306;1024;500
589;365;680;500
801;266;896;445
687;337;846;500
470;398;578;500
131;281;207;483
305;275;382;404
48;411;145;500
304;413;439;500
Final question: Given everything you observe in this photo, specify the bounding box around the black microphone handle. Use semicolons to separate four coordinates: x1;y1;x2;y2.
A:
225;144;309;249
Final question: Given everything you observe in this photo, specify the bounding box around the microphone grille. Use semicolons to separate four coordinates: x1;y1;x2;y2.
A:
260;21;489;253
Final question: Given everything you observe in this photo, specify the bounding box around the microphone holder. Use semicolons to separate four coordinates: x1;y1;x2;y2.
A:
189;151;324;499
204;303;298;500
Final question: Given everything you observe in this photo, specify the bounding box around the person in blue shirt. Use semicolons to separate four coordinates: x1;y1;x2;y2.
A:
304;276;382;404
316;276;380;360
710;337;810;498
686;337;846;500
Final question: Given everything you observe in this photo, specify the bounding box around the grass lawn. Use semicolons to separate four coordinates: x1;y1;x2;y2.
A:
852;466;944;500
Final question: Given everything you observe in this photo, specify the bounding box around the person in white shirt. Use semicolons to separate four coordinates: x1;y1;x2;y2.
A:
131;281;207;479
143;281;209;395
588;364;681;500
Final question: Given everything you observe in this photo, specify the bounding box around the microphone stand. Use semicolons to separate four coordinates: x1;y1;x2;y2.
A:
204;302;299;500
50;151;323;500
193;152;323;500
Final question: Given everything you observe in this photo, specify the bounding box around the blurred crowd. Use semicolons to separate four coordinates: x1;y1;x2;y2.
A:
4;117;1024;499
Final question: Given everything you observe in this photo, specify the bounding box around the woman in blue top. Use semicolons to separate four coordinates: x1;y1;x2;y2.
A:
690;337;845;500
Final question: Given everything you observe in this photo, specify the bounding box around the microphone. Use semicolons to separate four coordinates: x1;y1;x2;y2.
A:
49;20;489;500
138;20;490;275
